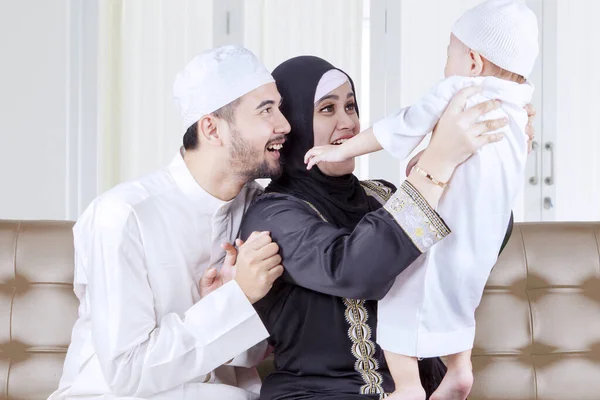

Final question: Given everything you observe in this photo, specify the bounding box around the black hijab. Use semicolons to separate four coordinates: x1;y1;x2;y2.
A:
266;56;371;228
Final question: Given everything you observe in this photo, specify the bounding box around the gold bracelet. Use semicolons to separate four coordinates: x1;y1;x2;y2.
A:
413;165;447;188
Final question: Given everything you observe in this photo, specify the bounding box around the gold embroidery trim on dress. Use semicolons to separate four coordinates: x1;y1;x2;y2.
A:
343;298;389;398
383;181;450;252
297;198;390;398
401;181;450;236
360;180;393;205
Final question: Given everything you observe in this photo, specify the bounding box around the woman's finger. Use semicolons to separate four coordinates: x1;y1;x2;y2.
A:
446;85;483;114
473;132;505;150
524;103;536;117
462;99;501;122
470;117;508;137
525;123;534;140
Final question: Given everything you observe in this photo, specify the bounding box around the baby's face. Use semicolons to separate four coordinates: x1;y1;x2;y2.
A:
444;34;473;78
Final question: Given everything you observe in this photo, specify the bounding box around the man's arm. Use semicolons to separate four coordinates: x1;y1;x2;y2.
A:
226;340;270;368
85;200;268;397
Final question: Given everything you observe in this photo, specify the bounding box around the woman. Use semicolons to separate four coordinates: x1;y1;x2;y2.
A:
240;56;519;400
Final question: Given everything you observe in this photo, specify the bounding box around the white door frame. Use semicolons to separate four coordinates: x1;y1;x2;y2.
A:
66;0;100;220
525;0;558;221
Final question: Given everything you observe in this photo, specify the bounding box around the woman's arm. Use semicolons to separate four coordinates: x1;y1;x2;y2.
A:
240;182;450;301
407;86;508;209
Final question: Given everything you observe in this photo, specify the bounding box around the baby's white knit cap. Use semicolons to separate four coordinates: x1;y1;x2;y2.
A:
452;0;539;79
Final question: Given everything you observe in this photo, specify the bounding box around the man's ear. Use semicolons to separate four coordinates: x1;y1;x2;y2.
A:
197;115;223;146
470;50;484;77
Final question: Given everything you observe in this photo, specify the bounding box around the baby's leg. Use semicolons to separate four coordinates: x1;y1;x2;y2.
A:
385;351;426;400
430;350;473;400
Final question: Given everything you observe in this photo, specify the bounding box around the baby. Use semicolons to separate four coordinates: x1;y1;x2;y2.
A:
304;1;538;399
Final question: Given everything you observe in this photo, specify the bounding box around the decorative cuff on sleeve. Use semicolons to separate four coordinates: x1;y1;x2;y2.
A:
383;180;451;252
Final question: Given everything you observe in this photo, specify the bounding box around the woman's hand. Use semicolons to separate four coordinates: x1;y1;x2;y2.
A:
524;103;536;154
405;150;425;177
418;85;509;182
407;101;537;177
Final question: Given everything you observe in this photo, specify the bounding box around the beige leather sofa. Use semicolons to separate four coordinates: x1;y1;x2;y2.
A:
0;220;599;400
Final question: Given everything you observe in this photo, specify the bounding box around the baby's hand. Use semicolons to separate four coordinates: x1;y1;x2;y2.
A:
304;145;349;170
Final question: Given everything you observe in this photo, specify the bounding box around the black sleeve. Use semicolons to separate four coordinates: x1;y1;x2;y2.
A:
498;212;514;255
240;182;450;301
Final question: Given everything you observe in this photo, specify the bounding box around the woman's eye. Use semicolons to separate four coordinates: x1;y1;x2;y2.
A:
346;102;357;112
320;105;334;113
261;107;272;115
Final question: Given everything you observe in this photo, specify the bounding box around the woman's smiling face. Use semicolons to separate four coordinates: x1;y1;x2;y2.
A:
312;82;360;177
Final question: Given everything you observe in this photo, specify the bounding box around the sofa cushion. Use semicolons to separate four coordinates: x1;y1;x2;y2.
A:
0;221;77;400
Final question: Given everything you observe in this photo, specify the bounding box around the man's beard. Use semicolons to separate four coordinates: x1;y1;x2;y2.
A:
229;128;282;182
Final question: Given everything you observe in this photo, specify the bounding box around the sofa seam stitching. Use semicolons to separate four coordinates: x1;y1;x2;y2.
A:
520;226;537;399
593;226;600;277
7;222;21;397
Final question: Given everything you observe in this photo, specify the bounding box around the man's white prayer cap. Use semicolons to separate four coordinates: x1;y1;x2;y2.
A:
173;45;274;130
452;0;539;79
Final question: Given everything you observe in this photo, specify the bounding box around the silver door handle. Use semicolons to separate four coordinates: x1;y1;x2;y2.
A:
544;197;554;209
545;142;554;185
529;141;539;185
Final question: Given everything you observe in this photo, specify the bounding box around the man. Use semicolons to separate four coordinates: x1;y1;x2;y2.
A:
49;45;291;399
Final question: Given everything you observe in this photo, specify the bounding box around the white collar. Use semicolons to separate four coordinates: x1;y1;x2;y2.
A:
478;76;534;107
168;148;232;215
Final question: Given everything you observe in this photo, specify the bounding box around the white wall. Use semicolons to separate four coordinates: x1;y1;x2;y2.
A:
98;0;215;193
1;0;598;222
0;0;70;220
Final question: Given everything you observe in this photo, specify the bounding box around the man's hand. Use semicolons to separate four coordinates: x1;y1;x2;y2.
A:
198;242;239;298
235;231;284;304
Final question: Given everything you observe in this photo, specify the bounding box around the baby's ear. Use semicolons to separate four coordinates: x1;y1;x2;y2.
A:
469;51;484;77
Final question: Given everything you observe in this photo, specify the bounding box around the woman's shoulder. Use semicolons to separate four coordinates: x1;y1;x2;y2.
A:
359;179;397;205
243;191;323;223
240;191;328;239
248;191;309;210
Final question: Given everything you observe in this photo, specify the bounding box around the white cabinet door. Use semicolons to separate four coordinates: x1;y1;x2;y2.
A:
527;0;600;222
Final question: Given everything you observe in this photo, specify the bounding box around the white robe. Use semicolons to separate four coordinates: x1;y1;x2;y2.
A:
375;76;533;357
49;150;269;399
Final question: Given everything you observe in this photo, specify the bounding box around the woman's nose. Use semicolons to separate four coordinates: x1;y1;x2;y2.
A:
337;111;356;131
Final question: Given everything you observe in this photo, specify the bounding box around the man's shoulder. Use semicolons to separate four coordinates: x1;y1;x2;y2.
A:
244;180;265;199
76;169;171;233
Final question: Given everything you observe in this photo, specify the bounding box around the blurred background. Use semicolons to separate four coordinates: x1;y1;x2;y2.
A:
1;0;598;222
